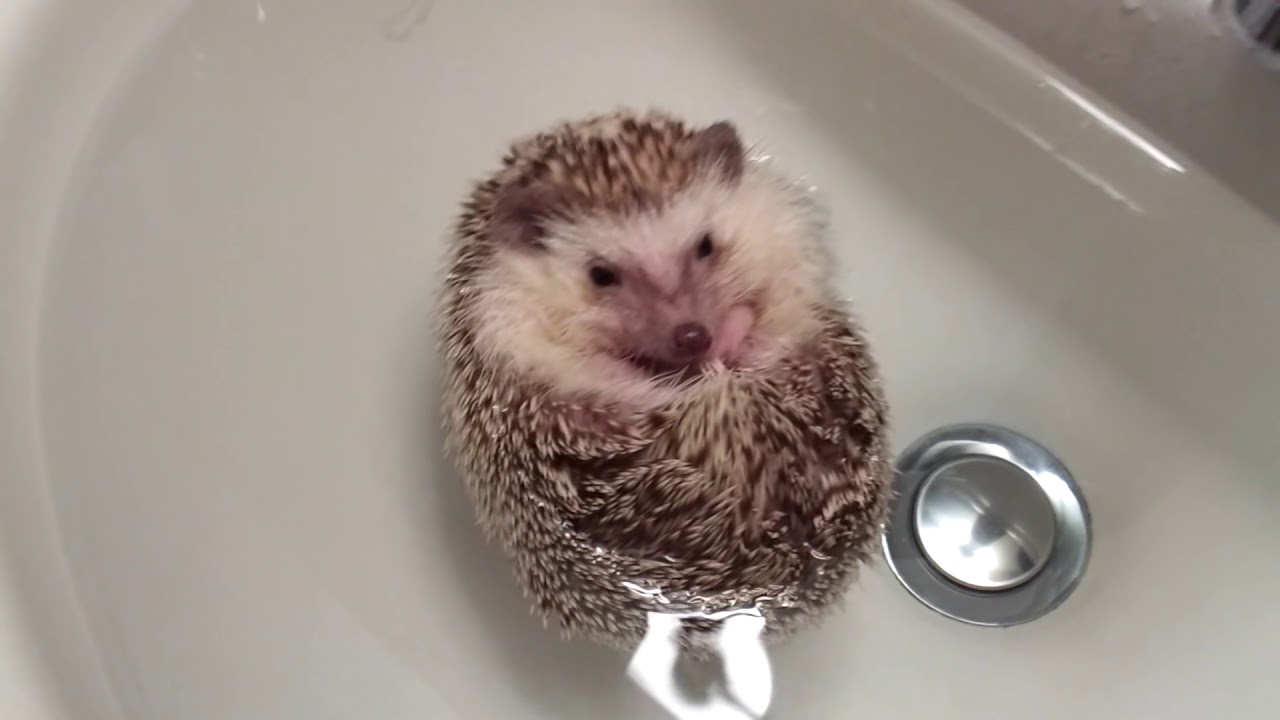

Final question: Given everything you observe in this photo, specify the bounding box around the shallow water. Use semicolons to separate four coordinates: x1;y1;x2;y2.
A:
33;1;1280;718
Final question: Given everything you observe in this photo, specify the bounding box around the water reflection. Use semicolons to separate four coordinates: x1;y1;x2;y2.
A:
627;608;772;719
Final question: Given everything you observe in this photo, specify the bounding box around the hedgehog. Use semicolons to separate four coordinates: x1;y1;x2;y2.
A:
438;109;890;654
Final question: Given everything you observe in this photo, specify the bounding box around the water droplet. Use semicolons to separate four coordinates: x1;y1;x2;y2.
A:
806;545;833;561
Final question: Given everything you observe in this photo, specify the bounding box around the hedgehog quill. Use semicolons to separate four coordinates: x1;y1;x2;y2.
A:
439;110;890;653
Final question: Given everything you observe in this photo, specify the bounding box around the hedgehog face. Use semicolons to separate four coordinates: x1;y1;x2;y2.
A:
547;211;744;378
468;116;829;406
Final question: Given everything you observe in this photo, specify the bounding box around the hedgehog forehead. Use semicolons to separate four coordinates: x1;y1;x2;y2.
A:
553;188;712;284
512;114;701;216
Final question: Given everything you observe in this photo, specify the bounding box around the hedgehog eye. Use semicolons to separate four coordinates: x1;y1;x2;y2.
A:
695;233;714;260
589;265;620;288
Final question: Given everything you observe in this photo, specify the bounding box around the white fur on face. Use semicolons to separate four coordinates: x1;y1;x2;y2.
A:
470;164;830;409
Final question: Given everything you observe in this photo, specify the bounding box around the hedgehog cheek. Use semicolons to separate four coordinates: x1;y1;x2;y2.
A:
711;303;755;363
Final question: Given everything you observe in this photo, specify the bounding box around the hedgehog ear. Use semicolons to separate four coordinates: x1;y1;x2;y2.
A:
491;182;561;249
692;121;746;182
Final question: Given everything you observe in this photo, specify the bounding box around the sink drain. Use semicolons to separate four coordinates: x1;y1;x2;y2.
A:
882;424;1091;626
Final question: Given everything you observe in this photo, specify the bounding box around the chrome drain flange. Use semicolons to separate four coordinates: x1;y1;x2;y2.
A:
882;424;1091;626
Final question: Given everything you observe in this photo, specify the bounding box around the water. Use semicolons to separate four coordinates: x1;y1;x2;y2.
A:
37;2;688;717
40;2;829;718
629;610;771;720
35;0;1280;718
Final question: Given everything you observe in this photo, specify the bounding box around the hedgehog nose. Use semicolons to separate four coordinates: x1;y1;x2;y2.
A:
672;322;712;357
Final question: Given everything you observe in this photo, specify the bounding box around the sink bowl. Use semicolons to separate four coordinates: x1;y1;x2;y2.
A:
2;1;1278;718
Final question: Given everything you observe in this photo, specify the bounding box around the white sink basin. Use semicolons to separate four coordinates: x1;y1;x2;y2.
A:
2;1;1278;718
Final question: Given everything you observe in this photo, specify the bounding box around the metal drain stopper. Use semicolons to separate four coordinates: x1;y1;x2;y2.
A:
915;456;1058;591
882;424;1091;626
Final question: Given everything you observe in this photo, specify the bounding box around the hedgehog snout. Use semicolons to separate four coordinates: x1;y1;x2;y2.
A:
671;322;712;358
